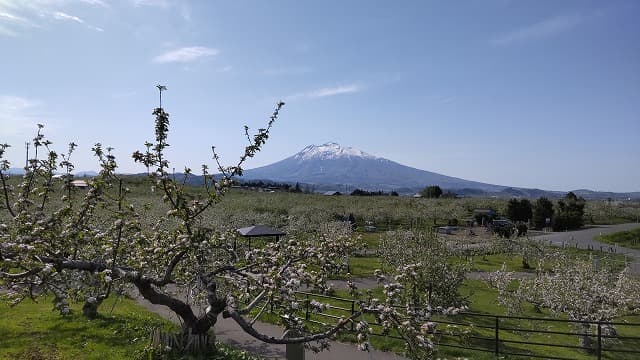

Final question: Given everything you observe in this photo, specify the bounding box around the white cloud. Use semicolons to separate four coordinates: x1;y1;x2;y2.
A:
308;85;362;98
0;9;38;35
286;84;363;100
217;65;232;73
0;11;26;22
0;2;104;35
492;14;588;45
153;46;219;64
51;10;104;32
53;11;84;23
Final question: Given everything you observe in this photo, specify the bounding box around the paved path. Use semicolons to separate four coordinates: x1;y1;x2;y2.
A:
532;223;640;273
135;294;406;360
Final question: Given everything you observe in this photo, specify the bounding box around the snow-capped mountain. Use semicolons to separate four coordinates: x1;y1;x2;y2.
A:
239;143;506;193
293;143;379;161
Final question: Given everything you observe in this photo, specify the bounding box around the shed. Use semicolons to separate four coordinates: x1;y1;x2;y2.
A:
235;225;286;251
70;180;89;188
323;191;342;196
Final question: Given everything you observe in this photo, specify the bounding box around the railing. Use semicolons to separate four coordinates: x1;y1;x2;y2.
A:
288;291;640;359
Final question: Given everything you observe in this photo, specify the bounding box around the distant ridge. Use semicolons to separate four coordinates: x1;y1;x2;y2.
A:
239;142;504;193
4;168;97;177
5;147;637;199
236;143;639;199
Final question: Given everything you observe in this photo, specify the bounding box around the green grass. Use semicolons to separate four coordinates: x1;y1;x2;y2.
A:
357;231;380;249
0;296;260;360
0;295;175;360
453;253;537;273
598;227;640;250
250;280;640;360
346;256;382;278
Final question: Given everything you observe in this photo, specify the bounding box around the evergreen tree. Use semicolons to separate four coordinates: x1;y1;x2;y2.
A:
532;197;554;229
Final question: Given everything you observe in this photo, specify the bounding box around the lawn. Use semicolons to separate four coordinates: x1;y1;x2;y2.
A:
0;296;259;360
598;227;640;250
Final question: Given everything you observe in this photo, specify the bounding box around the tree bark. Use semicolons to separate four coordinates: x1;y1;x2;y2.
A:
132;278;224;335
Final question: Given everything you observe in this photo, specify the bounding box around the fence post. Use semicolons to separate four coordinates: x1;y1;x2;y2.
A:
284;330;305;360
597;322;602;360
495;317;500;356
350;301;356;332
305;294;310;321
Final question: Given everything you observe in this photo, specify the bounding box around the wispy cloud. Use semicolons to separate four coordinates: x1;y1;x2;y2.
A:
492;13;589;46
0;9;38;35
0;11;26;22
217;65;233;73
53;11;84;24
0;2;104;35
51;10;103;31
0;95;44;137
286;84;363;100
153;46;219;64
309;85;362;98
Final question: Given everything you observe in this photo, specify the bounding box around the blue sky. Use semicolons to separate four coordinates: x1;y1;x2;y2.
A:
1;0;638;192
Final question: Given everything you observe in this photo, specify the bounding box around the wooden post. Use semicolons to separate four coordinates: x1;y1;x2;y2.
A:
495;317;500;356
597;322;602;360
284;330;305;360
350;301;356;332
305;294;310;321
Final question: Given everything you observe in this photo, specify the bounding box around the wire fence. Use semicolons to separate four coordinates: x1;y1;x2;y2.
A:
286;291;640;360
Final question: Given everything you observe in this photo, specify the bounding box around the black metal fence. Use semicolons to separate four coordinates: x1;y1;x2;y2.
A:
291;291;640;359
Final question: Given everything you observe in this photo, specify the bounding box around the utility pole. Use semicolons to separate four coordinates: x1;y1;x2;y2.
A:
25;142;30;168
156;84;167;109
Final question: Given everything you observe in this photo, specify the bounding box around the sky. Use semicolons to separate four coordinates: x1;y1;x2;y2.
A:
1;0;639;192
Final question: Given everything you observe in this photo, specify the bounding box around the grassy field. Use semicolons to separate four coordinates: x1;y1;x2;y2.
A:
0;296;259;360
598;227;640;250
3;175;639;230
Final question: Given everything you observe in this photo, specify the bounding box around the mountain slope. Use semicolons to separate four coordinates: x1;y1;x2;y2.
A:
240;143;505;192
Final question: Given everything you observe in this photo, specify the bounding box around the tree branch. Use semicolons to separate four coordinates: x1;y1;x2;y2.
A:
226;309;361;344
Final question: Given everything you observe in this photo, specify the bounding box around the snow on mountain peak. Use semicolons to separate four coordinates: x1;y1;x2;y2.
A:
294;142;379;161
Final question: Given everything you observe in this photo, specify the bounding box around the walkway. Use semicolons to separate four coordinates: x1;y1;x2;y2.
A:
135;294;406;360
532;222;640;273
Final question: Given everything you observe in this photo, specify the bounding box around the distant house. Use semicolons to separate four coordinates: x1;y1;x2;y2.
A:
70;180;89;188
323;191;342;196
